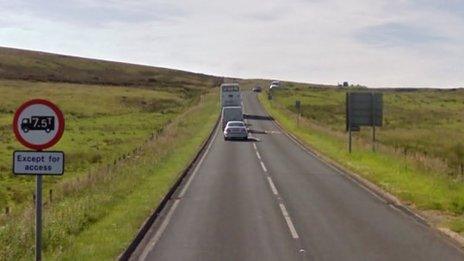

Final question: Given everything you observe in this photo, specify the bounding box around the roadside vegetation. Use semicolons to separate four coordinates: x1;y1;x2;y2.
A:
258;85;464;235
0;89;218;260
0;47;220;260
0;80;199;210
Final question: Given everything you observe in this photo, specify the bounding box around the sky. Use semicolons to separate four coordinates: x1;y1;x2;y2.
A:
0;0;463;88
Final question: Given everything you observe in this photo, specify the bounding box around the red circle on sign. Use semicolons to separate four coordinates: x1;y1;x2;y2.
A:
13;99;65;150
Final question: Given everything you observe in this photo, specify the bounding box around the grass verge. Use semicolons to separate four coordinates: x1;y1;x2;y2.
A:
259;92;464;236
0;91;218;260
0;80;191;211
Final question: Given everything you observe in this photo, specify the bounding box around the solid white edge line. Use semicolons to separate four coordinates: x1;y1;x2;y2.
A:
260;161;268;172
179;127;218;198
139;126;219;260
139;199;181;260
279;203;299;239
267;176;278;195
275;122;389;204
256;151;261;160
253;143;257;150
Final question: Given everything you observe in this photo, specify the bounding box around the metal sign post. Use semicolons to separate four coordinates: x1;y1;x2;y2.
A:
12;99;65;261
36;175;42;261
347;94;352;153
371;92;376;152
295;100;301;127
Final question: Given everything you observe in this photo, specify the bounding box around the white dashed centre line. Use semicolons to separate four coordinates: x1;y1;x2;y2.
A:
267;176;279;195
251;131;300;241
260;161;268;172
279;203;300;239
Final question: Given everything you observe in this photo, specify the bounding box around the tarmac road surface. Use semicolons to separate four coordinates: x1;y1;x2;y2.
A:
131;91;464;261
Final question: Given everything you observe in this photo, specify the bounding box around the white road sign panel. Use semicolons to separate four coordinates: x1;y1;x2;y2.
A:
13;151;64;175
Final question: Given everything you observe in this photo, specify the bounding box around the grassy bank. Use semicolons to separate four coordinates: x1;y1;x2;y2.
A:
0;90;218;260
267;86;464;175
0;46;220;260
259;90;464;235
0;46;220;87
0;80;193;211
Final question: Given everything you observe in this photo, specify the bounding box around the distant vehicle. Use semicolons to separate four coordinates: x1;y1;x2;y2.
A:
269;80;280;90
220;83;241;107
222;106;243;130
223;121;248;140
271;80;280;86
252;86;262;92
21;116;55;133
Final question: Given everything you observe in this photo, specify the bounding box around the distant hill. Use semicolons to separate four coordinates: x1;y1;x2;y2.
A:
0;47;222;89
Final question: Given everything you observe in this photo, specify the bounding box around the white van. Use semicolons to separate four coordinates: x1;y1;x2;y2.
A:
222;106;243;129
220;83;241;107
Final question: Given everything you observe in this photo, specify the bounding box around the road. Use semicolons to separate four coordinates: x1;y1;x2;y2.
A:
131;91;464;261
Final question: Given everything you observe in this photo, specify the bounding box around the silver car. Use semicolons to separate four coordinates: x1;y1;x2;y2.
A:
223;121;248;140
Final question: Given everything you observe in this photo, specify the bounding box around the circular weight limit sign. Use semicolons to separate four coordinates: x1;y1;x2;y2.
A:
13;99;65;150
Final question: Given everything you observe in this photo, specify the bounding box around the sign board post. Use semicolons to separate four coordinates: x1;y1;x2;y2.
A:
12;99;65;261
295;100;301;127
346;92;383;153
347;94;352;153
371;92;377;151
36;175;42;261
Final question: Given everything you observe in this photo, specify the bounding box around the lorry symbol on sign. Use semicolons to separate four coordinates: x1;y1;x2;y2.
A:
21;116;55;133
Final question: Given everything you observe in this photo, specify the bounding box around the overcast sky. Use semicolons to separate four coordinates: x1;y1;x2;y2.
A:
1;0;463;87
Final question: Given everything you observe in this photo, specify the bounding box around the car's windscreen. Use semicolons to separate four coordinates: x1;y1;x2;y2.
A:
222;86;239;92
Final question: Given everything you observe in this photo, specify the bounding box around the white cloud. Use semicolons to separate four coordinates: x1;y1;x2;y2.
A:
0;0;463;87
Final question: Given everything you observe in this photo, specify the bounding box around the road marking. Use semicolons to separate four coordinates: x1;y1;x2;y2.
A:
248;95;301;242
140;199;180;260
179;127;218;198
279;203;299;239
260;161;268;172
337;171;387;203
140;126;219;260
265;130;282;134
273;121;389;204
267;176;278;195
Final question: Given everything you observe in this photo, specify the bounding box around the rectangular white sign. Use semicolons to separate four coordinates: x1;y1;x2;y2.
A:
13;151;64;175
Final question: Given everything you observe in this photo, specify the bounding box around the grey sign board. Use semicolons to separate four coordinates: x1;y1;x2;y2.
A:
346;92;383;131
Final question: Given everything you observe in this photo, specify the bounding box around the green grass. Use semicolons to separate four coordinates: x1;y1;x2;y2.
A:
259;90;464;234
0;80;191;210
266;87;464;174
0;46;221;260
0;89;219;260
449;219;464;234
